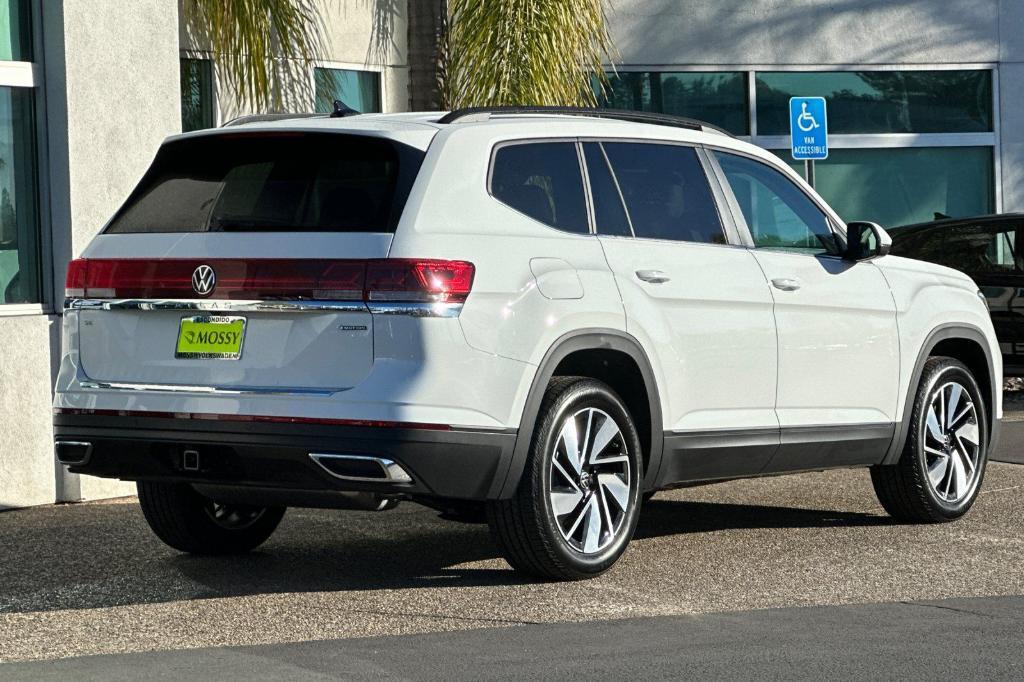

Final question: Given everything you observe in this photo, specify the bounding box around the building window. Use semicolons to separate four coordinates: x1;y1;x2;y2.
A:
775;147;994;228
0;0;32;62
180;58;215;132
598;71;748;135
601;67;997;229
0;0;38;306
755;71;992;135
314;67;381;114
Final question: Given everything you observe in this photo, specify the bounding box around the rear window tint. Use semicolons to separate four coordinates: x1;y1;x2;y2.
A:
105;133;424;234
490;142;589;234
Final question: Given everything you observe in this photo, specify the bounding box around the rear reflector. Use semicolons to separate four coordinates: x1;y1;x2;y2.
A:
64;258;474;303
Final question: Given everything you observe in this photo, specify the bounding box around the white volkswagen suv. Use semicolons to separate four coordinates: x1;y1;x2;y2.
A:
53;107;1001;580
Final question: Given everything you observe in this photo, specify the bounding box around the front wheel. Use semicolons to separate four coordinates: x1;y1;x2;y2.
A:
871;357;989;522
137;481;286;554
487;377;643;580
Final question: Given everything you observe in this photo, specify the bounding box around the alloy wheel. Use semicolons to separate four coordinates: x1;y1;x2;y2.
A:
548;407;632;554
922;380;981;504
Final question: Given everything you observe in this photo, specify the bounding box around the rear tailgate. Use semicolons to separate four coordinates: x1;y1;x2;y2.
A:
72;131;425;392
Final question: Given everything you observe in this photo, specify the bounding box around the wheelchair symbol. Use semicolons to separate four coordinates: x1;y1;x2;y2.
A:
797;102;820;133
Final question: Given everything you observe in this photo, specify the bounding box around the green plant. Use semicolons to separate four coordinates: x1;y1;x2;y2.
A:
181;0;325;111
440;0;615;109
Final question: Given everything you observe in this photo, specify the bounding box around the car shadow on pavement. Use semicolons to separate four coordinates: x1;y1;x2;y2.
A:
0;495;893;615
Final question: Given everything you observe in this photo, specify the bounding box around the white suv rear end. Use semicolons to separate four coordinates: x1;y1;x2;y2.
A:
54;108;1001;580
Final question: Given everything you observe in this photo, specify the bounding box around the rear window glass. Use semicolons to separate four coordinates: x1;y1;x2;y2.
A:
105;133;424;234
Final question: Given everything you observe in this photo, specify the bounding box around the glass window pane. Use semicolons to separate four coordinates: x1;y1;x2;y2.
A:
716;152;836;254
106;134;424;234
0;0;32;62
491;142;589;234
0;87;38;303
599;71;748;135
314;68;381;113
604;143;724;244
180;58;215;132
943;223;1021;274
582;142;630;237
772;147;994;228
756;71;992;135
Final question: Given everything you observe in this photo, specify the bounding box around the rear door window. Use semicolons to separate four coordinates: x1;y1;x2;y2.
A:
490;142;589;234
105;133;424;234
602;142;725;244
582;142;632;237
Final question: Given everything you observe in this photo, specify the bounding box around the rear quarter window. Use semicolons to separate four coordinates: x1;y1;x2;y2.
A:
489;141;589;234
105;133;424;234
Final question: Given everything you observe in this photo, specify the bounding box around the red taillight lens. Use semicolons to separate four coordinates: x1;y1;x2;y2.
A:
64;258;474;304
65;259;89;297
364;259;475;303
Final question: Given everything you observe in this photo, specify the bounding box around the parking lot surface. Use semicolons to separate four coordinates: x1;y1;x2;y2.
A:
1;462;1022;667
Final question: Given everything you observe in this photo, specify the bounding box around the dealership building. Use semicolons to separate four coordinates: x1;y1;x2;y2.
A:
1;0;1021;508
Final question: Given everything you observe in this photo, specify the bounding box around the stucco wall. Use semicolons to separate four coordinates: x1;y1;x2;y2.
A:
28;0;182;505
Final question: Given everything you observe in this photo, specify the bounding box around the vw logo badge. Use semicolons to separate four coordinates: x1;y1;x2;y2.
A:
191;264;216;296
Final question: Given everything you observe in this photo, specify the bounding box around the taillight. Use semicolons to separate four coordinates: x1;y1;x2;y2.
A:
364;259;475;303
65;259;88;297
63;258;474;306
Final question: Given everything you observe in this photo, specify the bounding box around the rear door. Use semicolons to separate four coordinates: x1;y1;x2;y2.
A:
587;140;780;481
709;149;899;470
74;131;424;392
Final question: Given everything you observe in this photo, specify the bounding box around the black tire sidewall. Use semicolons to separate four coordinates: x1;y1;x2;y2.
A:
912;361;989;517
530;380;642;574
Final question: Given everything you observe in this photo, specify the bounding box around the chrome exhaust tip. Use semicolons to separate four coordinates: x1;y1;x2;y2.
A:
309;453;413;484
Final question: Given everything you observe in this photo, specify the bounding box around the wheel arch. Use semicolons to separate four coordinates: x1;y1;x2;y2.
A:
493;329;664;498
883;323;1000;465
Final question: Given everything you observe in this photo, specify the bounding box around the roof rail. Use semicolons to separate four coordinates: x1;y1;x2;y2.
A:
437;106;734;137
221;112;326;128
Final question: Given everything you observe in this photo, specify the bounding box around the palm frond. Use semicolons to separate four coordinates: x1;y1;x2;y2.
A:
182;0;325;112
440;0;616;109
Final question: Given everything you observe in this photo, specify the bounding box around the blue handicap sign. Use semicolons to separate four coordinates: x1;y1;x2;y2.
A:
789;97;828;160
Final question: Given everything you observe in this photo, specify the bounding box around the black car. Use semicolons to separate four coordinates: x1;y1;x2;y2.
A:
889;213;1024;375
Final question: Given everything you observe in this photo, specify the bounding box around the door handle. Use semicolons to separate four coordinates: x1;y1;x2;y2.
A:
636;269;671;284
771;277;802;292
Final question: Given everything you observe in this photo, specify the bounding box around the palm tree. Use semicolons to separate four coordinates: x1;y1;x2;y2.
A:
437;0;616;109
180;0;325;112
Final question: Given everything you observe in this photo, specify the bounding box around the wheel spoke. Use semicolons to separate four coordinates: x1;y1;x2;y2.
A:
927;455;949;490
597;485;614;535
599;473;630;511
551;489;584;517
564;494;591;539
923;444;947;457
588;415;620;463
950;451;968;498
552;458;581;493
559;419;582;475
954;440;976;476
925;406;944;443
946;384;963;429
956;421;980;447
949;404;973;430
582;496;602;553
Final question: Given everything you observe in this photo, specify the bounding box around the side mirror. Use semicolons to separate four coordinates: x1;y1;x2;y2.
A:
844;221;892;261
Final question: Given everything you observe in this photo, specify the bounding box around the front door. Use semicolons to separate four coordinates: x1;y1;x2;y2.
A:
710;150;900;471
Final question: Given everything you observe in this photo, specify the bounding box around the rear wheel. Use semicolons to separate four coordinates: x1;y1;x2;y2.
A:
487;377;643;580
137;481;285;554
871;357;988;522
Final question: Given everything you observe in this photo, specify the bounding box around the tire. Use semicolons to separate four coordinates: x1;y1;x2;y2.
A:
137;481;286;554
487;377;643;580
871;357;989;523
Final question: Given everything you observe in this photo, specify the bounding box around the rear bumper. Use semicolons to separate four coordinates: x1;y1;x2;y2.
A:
53;412;517;502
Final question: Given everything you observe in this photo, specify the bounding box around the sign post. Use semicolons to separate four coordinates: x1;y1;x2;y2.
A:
789;96;828;187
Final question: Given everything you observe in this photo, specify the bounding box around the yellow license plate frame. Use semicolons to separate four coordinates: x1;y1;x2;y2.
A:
175;315;247;360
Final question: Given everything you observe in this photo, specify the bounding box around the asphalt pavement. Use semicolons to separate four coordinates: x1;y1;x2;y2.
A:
1;461;1022;675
